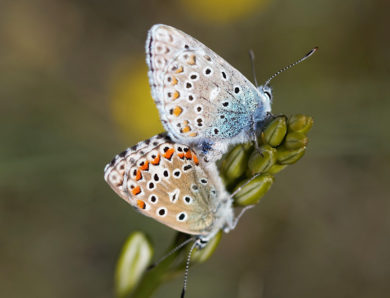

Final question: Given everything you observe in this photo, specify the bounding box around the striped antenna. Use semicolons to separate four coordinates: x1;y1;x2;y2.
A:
264;47;318;87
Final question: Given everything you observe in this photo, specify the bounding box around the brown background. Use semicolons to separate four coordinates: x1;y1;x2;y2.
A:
1;0;389;297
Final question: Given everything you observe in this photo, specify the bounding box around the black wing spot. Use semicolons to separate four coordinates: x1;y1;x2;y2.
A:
119;150;127;157
183;165;192;171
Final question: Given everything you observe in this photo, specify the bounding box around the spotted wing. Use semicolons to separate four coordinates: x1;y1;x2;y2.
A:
146;24;263;144
104;134;222;236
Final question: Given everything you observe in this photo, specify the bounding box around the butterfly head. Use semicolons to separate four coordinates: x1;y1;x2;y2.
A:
259;84;273;104
253;85;272;122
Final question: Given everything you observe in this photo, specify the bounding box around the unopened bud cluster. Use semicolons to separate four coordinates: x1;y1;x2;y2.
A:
219;114;313;206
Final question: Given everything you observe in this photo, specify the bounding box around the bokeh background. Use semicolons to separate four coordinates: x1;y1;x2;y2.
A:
1;0;389;297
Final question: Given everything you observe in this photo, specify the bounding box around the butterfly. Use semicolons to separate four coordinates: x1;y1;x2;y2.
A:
146;24;317;159
104;133;242;244
146;24;272;157
104;133;256;297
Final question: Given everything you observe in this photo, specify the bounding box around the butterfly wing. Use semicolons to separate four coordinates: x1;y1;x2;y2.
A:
146;24;266;146
104;134;223;236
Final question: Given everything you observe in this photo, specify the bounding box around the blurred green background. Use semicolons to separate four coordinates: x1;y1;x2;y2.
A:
1;0;389;297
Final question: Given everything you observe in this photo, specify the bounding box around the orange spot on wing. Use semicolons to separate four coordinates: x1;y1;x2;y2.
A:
135;170;142;181
139;161;149;171
192;153;199;165
151;154;160;165
171;76;178;85
137;200;146;209
187;55;196;65
172;91;180;100
163;148;175;159
185;150;192;159
178;153;185;158
182;126;191;133
189;132;198;137
132;186;141;196
173;106;183;116
175;66;183;73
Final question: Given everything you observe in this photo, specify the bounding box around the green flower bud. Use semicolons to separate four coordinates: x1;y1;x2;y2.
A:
115;232;153;298
288;114;314;134
191;231;222;263
268;163;288;175
233;174;274;206
262;116;287;147
220;144;251;183
284;131;308;150
247;145;277;176
276;146;306;165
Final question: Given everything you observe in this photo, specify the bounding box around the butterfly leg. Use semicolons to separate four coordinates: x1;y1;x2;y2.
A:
224;172;262;231
251;117;266;158
230;172;261;199
230;205;255;231
147;236;196;271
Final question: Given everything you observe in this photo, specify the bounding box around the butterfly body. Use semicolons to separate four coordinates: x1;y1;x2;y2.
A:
146;24;272;156
104;133;234;242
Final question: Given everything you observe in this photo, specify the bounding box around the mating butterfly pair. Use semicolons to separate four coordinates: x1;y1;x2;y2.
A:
105;24;277;246
104;24;316;297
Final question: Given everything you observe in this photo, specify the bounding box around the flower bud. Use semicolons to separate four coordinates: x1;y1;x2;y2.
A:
268;163;288;175
284;131;308;150
220;144;251;183
115;232;153;298
233;174;274;206
262;116;287;147
288;114;313;134
276;146;306;165
247;145;277;176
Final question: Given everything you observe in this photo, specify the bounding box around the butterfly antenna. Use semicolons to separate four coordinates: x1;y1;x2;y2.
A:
147;236;196;271
264;47;318;87
181;240;198;298
249;50;259;87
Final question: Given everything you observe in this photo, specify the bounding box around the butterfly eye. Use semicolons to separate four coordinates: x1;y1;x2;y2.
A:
264;90;272;100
